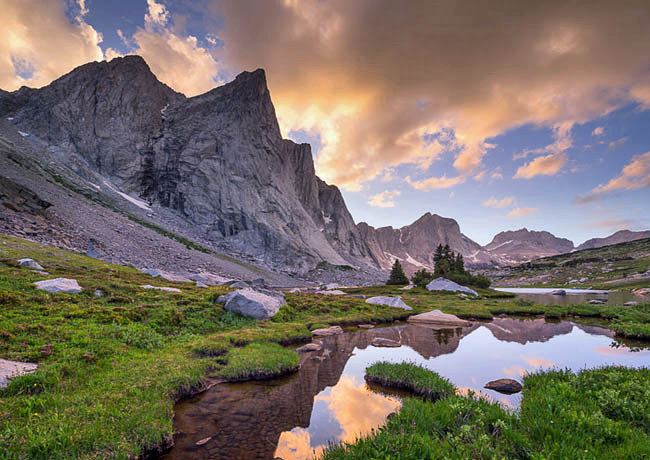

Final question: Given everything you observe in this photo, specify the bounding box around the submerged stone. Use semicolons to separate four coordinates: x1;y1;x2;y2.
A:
549;289;566;296
311;326;344;336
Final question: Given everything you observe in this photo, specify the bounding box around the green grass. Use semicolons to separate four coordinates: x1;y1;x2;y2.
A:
612;322;650;340
322;364;650;459
217;342;299;381
365;361;455;401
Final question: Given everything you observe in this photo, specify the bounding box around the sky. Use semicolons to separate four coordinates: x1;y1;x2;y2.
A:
1;0;650;246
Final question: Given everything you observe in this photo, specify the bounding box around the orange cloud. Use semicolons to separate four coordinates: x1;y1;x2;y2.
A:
514;153;567;179
405;175;465;191
368;189;401;208
507;207;538;217
522;357;554;367
275;428;325;460
484;196;515;208
210;0;650;189
592;151;650;194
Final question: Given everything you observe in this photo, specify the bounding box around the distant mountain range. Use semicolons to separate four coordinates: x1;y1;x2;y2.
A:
576;230;650;251
0;55;647;282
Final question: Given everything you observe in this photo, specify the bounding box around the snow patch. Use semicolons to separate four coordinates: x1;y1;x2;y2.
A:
487;240;513;251
405;253;427;268
6;117;14;121
18;131;29;137
102;180;151;211
322;211;332;225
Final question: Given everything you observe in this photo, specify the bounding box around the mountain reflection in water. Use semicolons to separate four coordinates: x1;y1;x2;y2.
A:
162;319;650;460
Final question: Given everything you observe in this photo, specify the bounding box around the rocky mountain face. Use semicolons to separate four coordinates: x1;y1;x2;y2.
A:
576;230;650;251
483;228;574;265
0;56;379;276
358;213;493;274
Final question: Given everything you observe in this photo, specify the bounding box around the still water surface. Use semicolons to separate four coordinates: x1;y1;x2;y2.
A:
163;319;650;460
493;287;644;305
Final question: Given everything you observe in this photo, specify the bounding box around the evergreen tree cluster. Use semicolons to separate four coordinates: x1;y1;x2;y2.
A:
410;244;491;289
386;259;409;285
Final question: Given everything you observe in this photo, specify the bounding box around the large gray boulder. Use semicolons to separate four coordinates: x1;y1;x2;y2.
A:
426;277;478;296
408;310;471;327
34;278;82;293
18;258;43;270
1;359;38;388
365;296;413;310
218;288;286;320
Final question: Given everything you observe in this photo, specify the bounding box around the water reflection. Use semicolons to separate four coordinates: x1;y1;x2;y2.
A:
163;319;650;460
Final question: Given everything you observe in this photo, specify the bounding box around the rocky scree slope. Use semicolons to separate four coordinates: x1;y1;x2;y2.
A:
0;55;380;277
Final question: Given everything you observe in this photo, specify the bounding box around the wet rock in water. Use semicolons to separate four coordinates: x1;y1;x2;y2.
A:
0;358;38;388
34;278;82;293
365;296;413;310
311;326;344;336
18;258;43;270
195;437;211;446
296;342;322;353
425;277;478;296
358;324;375;329
550;289;566;296
218;288;286;320
624;301;638;306
632;288;650;296
588;299;606;305
484;378;523;394
316;289;346;295
408;310;471;327
399;284;415;290
371;337;401;347
141;285;182;293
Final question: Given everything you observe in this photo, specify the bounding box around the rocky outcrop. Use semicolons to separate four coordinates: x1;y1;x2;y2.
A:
0;56;378;275
358;212;492;274
484;228;574;265
577;230;650;250
365;296;413;310
426;277;478;296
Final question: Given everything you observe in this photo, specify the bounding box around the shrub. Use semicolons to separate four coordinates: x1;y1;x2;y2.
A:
411;269;434;288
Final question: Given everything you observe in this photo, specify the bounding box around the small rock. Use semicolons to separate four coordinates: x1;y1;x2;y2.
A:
358;324;375;329
142;269;192;283
312;326;344;336
371;337;401;347
399;284;415;290
18;258;44;270
624;301;638;306
94;289;104;297
296;343;322;353
196;281;209;288
316;289;346;295
365;296;413;310
141;285;182;293
195;437;212;446
35;278;82;293
588;299;606;305
632;288;650;296
325;283;340;290
549;289;566;296
0;358;38;388
484;378;523;394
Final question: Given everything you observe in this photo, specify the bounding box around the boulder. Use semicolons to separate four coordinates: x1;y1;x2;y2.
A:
18;258;43;270
141;285;182;293
218;288;286;320
371;337;401;347
296;342;322;353
311;326;344;336
549;289;566;296
34;278;82;293
484;378;523;394
425;277;478;296
229;281;251;289
365;296;413;310
142;269;192;283
1;359;38;388
316;289;346;295
408;310;471;327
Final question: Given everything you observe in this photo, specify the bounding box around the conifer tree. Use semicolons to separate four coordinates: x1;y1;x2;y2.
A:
387;259;409;285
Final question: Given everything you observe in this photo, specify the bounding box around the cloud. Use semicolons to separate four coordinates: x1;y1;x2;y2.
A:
209;0;650;189
405;175;465;191
586;218;639;231
591;151;650;194
608;137;628;150
120;0;222;96
0;0;104;90
490;172;504;181
483;196;515;208
473;171;487;181
507;207;538;217
592;126;605;136
368;189;401;208
514;152;567;179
